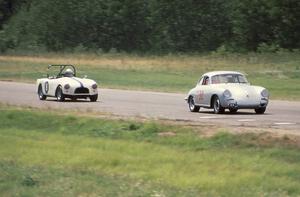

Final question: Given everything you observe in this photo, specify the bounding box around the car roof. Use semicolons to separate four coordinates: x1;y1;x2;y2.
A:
202;71;244;77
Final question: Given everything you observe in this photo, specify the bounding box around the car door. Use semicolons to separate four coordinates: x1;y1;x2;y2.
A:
198;76;211;106
193;76;207;106
47;77;59;96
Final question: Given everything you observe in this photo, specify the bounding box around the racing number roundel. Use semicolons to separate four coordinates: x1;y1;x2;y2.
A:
45;81;49;93
198;90;204;101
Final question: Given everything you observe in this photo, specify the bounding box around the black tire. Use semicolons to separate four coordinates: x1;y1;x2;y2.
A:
90;94;98;102
188;96;200;112
38;85;47;100
255;107;266;114
229;108;238;113
56;86;65;102
213;96;225;114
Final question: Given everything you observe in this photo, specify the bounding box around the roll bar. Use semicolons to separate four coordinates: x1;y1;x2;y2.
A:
47;64;76;78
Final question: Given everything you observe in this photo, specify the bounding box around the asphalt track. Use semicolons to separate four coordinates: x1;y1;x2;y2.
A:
0;81;299;130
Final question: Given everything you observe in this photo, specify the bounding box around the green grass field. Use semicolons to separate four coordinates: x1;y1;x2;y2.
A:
0;52;300;100
1;106;300;196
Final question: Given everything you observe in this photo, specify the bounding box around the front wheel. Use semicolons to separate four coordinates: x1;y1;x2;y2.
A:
213;96;225;114
56;86;65;102
38;85;46;100
255;107;266;114
188;96;200;112
90;94;98;102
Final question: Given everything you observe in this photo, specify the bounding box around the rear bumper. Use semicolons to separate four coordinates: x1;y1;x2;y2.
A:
184;97;188;102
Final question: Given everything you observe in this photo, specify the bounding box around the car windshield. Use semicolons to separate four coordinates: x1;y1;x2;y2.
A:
211;74;248;84
47;65;76;78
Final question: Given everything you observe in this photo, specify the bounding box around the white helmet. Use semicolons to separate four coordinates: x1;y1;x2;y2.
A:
64;68;74;77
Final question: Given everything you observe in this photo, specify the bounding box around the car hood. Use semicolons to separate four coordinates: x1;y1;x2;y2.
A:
214;84;264;98
60;77;97;87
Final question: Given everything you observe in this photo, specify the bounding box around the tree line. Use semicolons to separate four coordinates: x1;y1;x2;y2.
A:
0;0;299;53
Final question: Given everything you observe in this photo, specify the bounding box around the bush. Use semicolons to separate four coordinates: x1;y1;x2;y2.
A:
257;43;281;53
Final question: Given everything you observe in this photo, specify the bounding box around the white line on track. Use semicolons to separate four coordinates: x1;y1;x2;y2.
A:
238;119;255;122
199;116;221;119
274;122;296;125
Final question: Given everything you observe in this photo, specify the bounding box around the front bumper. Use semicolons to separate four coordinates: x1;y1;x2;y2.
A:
64;94;96;99
223;98;268;109
63;87;98;96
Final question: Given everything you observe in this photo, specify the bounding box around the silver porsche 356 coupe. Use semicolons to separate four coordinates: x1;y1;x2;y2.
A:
37;65;98;102
185;71;269;114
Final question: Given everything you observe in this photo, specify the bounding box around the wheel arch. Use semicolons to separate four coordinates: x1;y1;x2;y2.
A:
38;83;43;90
38;83;46;94
210;94;218;108
55;84;62;96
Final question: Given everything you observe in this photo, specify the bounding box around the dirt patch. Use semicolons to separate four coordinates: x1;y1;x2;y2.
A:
257;133;300;148
158;131;177;137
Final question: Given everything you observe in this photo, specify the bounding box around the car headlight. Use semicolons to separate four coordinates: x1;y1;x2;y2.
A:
223;89;232;98
92;84;97;89
64;84;70;89
261;89;269;98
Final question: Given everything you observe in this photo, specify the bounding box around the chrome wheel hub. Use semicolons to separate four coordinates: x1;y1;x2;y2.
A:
189;98;195;110
214;99;220;112
57;90;61;99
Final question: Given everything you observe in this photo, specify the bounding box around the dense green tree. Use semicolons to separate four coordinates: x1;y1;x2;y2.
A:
0;0;299;53
0;0;30;28
272;0;300;49
227;0;274;50
228;0;300;51
148;0;230;52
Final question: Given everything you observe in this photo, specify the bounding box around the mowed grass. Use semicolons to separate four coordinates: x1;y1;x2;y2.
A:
0;52;300;99
1;107;300;196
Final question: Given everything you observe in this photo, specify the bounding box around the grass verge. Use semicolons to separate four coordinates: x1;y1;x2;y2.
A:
1;106;300;196
0;52;300;100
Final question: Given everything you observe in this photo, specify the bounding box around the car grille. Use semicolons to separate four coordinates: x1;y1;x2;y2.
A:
74;87;89;94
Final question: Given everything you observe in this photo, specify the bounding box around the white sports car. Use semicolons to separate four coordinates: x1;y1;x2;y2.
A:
185;71;269;114
37;65;98;102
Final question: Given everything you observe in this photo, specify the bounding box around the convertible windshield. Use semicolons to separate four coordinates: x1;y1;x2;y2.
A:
211;74;248;84
47;65;76;78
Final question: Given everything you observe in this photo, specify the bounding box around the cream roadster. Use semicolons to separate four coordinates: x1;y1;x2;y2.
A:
37;65;98;102
185;71;269;114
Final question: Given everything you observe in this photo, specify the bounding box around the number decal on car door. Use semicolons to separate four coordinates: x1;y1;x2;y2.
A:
198;90;204;102
45;81;49;93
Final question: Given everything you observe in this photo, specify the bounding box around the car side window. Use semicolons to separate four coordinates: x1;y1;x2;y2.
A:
197;77;203;85
202;76;209;85
211;75;220;84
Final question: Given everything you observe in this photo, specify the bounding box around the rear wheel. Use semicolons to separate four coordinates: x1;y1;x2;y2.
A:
188;96;200;112
255;107;266;114
213;96;225;114
38;85;46;100
56;86;65;102
90;94;98;102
